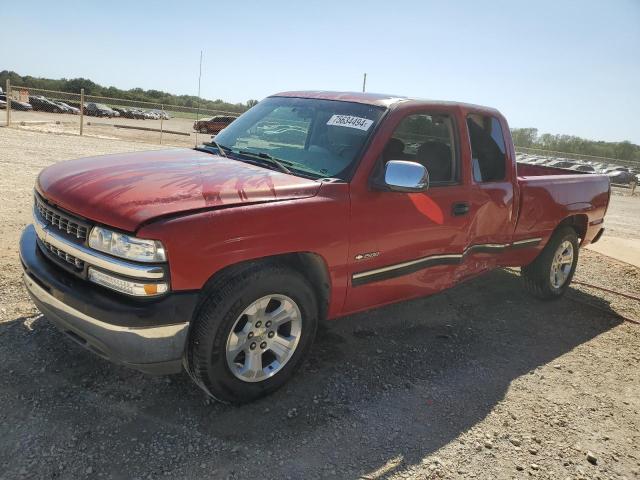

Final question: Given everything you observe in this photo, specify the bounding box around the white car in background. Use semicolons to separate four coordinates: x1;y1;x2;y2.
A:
569;164;597;173
148;109;170;120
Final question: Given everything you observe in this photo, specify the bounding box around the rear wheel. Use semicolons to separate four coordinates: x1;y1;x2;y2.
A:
185;264;318;403
522;226;579;300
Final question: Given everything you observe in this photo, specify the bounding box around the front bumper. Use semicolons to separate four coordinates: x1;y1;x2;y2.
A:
20;225;198;374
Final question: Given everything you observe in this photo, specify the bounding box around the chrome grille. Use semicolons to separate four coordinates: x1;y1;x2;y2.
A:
35;195;88;240
43;241;85;270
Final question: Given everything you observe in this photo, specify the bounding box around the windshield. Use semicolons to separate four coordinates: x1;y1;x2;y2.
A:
214;96;385;179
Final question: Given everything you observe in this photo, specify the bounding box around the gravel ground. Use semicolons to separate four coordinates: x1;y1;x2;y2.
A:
0;127;639;480
7;110;207;148
604;187;640;240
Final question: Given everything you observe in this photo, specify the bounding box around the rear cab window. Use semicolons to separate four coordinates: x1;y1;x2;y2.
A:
467;114;508;182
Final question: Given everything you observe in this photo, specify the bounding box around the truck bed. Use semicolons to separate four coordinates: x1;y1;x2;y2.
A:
514;163;610;247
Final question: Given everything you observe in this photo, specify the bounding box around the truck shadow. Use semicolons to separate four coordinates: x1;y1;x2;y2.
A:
0;268;625;479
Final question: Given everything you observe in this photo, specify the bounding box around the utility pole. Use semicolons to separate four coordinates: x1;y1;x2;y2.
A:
195;50;203;146
362;73;367;93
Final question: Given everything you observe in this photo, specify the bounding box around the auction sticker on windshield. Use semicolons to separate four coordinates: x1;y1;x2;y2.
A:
326;115;374;131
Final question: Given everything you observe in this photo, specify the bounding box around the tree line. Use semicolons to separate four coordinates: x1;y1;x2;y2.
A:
511;128;639;162
0;70;257;114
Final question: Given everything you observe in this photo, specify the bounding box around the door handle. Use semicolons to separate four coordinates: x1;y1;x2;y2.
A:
452;202;470;216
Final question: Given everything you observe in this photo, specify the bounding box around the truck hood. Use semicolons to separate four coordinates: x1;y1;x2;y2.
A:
37;148;321;232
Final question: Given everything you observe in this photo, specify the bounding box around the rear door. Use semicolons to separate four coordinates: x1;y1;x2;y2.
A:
458;111;519;277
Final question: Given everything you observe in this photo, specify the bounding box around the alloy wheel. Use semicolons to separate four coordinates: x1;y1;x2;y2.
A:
550;240;574;288
225;294;302;382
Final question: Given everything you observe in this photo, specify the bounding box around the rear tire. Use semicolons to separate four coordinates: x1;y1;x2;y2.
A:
185;264;318;404
522;226;579;300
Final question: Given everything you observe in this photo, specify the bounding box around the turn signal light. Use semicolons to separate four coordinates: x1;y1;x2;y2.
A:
88;268;168;297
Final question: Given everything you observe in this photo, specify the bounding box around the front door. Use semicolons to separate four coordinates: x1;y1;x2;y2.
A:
344;110;474;314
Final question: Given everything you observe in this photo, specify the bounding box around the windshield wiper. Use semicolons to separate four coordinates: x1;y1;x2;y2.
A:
197;145;297;176
201;140;230;157
235;150;292;175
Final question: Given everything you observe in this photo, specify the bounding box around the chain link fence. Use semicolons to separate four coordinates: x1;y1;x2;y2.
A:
2;80;240;147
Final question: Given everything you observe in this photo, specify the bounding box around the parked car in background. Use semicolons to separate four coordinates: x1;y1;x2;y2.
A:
193;115;236;134
569;164;596;173
0;99;6;109
29;96;64;113
129;109;147;119
603;166;629;174
607;170;636;184
0;94;33;111
136;110;158;120
528;157;551;165
20;91;611;403
52;101;72;114
545;159;576;169
149;109;170;120
516;155;636;181
54;101;80;115
84;103;117;118
113;107;142;119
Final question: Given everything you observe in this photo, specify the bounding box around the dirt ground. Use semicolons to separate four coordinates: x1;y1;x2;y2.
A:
0;127;639;480
603;189;640;240
586;187;640;267
6;110;211;148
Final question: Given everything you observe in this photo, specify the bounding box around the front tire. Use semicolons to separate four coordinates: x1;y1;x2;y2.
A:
522;226;579;300
185;264;318;403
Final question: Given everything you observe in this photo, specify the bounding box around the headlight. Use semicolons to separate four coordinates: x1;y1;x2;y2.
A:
88;268;168;297
88;227;166;262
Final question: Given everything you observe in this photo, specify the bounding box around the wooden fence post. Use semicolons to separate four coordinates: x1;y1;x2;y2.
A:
79;88;84;136
5;79;11;126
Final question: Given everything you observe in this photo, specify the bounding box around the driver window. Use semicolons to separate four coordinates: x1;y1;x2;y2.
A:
384;113;458;184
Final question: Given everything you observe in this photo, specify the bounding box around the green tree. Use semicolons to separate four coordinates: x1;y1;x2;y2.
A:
511;128;538;147
0;70;250;114
510;127;640;162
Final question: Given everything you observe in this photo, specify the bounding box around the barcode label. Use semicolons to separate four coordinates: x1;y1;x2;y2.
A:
326;115;374;131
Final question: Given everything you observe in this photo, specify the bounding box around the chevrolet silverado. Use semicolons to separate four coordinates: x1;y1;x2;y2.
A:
20;91;610;403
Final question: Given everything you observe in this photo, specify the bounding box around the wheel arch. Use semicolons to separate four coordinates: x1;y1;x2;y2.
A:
195;252;332;322
555;214;589;244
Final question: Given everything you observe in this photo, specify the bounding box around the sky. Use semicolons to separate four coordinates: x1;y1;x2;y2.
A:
1;0;639;143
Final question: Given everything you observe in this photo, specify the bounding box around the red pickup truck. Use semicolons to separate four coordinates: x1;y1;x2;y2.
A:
20;91;610;403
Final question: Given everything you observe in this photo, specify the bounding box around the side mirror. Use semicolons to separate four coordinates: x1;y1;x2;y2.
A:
383;160;429;192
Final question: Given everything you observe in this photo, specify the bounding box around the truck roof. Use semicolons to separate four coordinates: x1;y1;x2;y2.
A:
272;90;500;114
